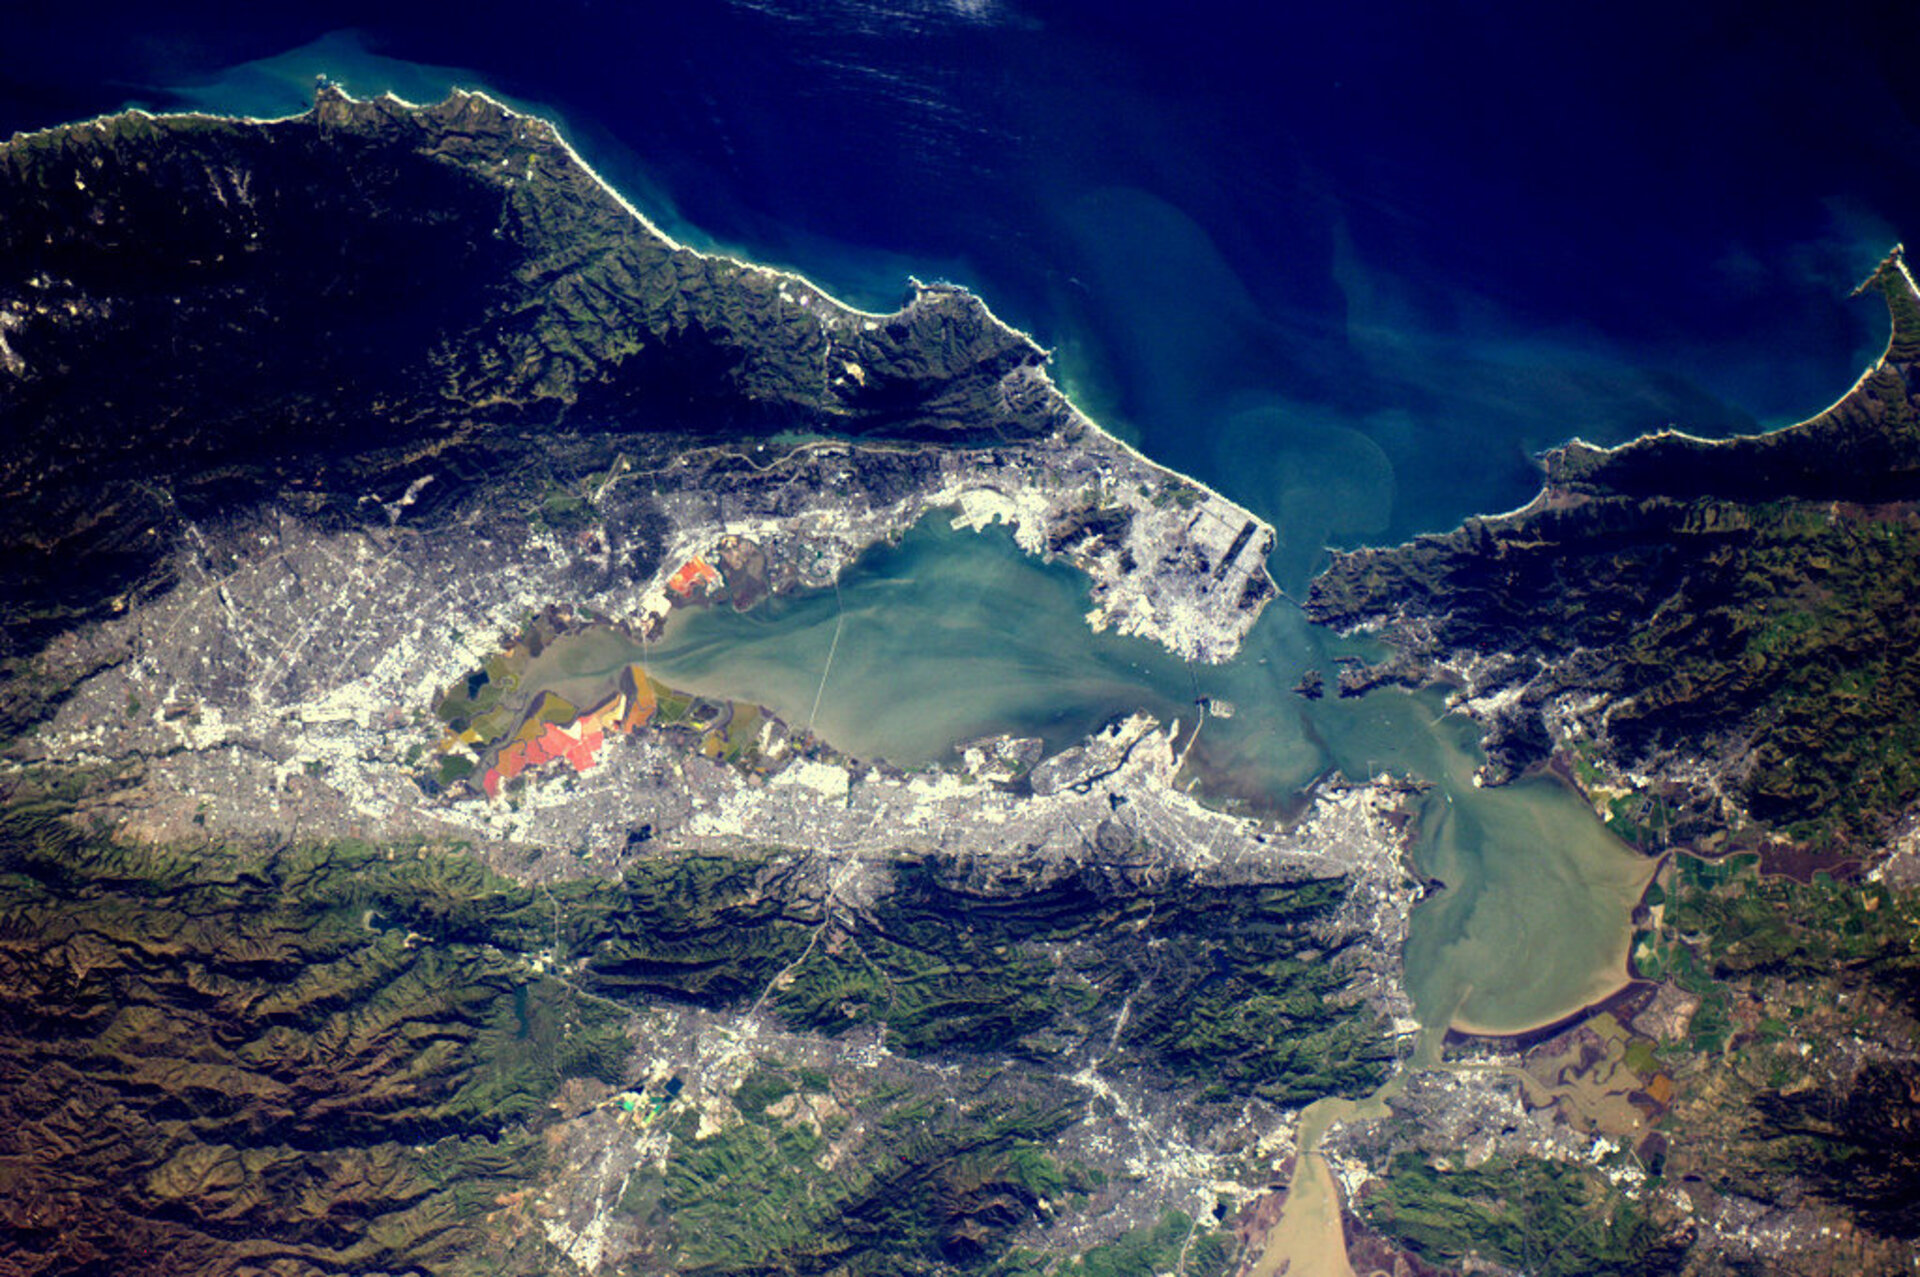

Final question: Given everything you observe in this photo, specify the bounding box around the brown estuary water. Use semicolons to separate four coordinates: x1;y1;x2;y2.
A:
633;513;1654;1275
638;515;1653;1038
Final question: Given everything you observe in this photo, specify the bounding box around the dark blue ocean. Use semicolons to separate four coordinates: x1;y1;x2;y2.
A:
11;0;1920;1033
7;0;1919;582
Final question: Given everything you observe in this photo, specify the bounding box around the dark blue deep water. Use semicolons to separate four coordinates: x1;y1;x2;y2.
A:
11;2;1920;1034
9;1;1920;582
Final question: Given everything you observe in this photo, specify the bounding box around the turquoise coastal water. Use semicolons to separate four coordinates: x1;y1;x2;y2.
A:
33;21;1896;555
12;14;1907;1032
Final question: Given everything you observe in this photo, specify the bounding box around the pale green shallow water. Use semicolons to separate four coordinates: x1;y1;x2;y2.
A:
639;517;1652;1034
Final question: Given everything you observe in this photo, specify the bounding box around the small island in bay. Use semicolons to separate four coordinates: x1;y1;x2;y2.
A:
0;83;1916;1277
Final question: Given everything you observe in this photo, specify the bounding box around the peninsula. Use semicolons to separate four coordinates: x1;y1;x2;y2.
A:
4;84;1919;1277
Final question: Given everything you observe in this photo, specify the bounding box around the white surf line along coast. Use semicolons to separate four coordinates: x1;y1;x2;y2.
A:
107;80;1289;665
407;84;1280;610
1358;243;1915;538
9;84;1280;669
1545;242;1914;464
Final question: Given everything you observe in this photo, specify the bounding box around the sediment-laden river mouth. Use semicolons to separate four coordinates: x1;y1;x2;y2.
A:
638;515;1653;1036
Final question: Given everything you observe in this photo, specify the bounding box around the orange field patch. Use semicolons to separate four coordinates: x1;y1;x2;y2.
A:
667;556;722;598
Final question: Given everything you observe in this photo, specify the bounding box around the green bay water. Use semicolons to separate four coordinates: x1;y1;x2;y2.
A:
76;26;1671;1035
79;26;1896;559
641;517;1652;1034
